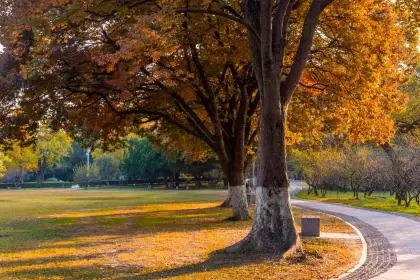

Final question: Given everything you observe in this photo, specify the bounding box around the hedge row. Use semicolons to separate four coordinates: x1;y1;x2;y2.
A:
0;179;225;189
0;182;74;189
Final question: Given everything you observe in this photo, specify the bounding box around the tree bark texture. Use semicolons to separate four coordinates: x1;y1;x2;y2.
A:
220;145;250;220
220;185;232;207
218;78;252;220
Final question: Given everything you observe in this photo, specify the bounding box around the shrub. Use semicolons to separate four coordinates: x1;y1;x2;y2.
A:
73;163;100;186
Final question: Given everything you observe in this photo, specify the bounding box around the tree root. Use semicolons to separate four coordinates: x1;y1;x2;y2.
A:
222;229;299;254
225;213;251;221
219;198;231;208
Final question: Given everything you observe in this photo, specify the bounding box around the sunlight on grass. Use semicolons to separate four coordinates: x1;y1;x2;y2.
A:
0;189;361;279
297;190;420;216
45;202;221;219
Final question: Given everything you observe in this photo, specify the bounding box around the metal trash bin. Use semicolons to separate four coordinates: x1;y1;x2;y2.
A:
301;216;320;237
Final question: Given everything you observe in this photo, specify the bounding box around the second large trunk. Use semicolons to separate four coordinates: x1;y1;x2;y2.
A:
224;161;250;220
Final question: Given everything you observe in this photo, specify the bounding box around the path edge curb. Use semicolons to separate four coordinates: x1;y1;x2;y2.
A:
294;205;368;280
293;203;397;280
334;217;367;279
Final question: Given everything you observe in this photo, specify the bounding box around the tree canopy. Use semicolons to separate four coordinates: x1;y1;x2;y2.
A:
0;0;414;148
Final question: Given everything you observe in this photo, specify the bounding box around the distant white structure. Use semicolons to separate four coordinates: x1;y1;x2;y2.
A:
71;184;80;190
86;148;91;176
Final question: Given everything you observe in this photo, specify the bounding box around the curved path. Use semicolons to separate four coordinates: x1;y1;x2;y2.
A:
290;185;420;280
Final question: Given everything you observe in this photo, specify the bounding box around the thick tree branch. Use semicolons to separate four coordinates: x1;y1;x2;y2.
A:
181;16;229;164
260;0;273;70
272;0;290;59
280;0;333;104
243;0;263;96
177;8;260;42
138;67;215;145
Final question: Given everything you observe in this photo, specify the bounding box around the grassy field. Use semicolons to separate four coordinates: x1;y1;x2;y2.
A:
297;190;420;216
0;188;360;279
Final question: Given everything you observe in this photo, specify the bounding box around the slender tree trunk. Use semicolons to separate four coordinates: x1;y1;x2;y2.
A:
307;185;312;195
404;191;410;207
19;167;24;184
174;172;180;188
193;176;201;188
381;142;398;164
36;156;47;183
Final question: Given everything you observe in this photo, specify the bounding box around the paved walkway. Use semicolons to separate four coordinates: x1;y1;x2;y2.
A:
291;186;420;280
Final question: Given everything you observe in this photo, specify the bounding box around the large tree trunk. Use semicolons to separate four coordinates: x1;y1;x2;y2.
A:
226;102;298;253
226;0;332;253
228;186;297;252
225;0;302;248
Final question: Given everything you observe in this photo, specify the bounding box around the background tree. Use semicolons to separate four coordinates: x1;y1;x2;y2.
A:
92;146;125;183
53;141;87;181
297;143;419;206
5;142;38;184
122;137;171;182
296;148;344;196
95;155;120;184
35;127;72;182
185;159;222;187
378;66;419;204
147;127;226;188
340;146;378;200
382;144;420;206
73;163;100;187
0;150;10;179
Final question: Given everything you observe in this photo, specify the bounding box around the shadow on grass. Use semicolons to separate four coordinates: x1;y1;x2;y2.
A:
2;265;129;280
120;250;298;280
0;206;251;255
66;197;135;201
0;249;130;267
60;206;251;235
4;250;294;280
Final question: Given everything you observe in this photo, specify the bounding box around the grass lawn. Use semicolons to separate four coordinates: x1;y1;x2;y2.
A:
0;188;360;279
297;190;420;217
